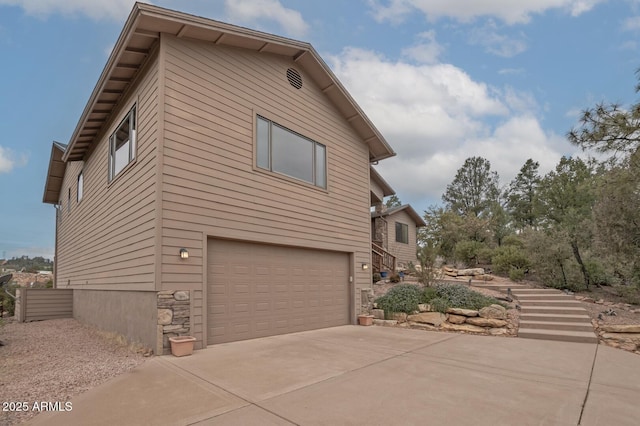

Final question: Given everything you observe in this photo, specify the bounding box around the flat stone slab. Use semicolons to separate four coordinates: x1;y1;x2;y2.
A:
600;325;640;333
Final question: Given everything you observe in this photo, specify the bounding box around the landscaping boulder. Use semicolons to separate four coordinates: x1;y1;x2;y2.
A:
447;314;467;324
371;309;385;320
446;308;479;317
457;268;485;276
390;312;408;323
418;303;430;312
407;312;446;326
465;317;508;328
600;325;640;333
479;304;507;320
440;322;486;333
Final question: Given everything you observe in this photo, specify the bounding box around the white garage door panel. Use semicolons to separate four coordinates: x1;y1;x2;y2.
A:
207;239;350;345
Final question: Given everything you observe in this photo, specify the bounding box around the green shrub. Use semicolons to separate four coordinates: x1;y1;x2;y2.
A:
429;297;451;313
421;286;438;303
616;285;640;305
375;284;422;314
492;245;530;275
0;283;17;316
434;283;504;310
585;260;615;286
508;267;525;281
372;272;381;283
502;234;524;248
454;240;485;266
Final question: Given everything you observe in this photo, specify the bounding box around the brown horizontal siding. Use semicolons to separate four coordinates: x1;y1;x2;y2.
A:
20;289;73;322
55;55;160;291
159;36;372;296
387;210;419;267
163;43;361;144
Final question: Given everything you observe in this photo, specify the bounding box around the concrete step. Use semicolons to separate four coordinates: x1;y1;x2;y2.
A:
520;306;587;315
512;289;563;295
520;313;592;323
470;284;527;292
518;328;598;344
515;294;574;301
519;300;583;307
519;320;594;332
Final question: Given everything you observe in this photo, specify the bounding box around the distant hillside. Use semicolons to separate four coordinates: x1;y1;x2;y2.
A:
1;256;53;273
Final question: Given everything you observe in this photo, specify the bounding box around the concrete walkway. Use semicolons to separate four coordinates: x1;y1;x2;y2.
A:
28;326;640;426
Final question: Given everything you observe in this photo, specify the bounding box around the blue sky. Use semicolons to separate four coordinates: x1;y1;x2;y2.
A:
1;0;639;260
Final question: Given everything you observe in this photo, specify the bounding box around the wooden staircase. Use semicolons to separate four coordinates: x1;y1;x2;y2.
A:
371;242;396;273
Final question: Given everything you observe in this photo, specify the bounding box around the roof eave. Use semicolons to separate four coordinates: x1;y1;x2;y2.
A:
43;142;67;204
370;166;395;197
61;2;395;164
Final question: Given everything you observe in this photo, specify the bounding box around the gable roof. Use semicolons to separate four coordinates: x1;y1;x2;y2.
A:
43;142;67;204
62;2;395;164
370;166;395;200
371;204;427;227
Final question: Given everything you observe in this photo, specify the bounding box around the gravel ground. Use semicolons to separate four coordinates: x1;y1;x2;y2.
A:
0;318;147;425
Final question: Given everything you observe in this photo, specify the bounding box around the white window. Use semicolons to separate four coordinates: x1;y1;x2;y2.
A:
77;172;84;202
109;105;136;181
256;116;326;188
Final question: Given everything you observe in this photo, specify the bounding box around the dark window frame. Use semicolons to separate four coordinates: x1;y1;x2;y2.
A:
256;115;327;189
395;222;409;244
108;104;137;182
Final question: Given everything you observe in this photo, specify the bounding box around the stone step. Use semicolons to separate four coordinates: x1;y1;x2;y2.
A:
518;300;583;307
519;320;594;332
520;313;592;323
518;328;598;344
520;306;587;315
515;294;574;301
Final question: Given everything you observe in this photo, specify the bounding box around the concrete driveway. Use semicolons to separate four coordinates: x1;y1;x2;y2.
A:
29;326;640;425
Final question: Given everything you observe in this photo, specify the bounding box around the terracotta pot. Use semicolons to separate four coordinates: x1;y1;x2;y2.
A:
358;315;374;326
169;336;196;357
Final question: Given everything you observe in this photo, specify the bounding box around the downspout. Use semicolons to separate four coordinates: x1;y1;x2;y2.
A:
54;204;60;288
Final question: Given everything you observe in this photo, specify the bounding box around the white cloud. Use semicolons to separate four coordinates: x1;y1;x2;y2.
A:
469;21;528;57
401;30;444;64
0;146;14;173
623;16;640;31
0;0;137;20
0;146;27;173
224;0;309;38
369;0;605;25
330;48;575;208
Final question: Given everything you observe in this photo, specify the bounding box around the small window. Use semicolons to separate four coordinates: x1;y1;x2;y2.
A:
77;172;84;202
256;116;326;188
395;222;408;244
109;105;136;181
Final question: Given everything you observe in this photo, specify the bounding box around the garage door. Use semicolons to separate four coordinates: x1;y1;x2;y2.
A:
207;239;350;345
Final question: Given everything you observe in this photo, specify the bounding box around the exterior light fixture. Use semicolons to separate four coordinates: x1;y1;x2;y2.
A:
362;263;369;270
179;248;189;259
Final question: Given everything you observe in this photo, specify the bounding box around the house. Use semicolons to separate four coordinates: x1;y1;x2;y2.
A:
42;3;395;354
370;167;426;271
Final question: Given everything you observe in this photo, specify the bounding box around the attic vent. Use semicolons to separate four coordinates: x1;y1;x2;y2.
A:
286;68;303;89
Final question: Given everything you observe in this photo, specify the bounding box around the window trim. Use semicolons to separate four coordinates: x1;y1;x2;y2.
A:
108;104;137;182
395;222;409;244
255;115;327;189
77;171;84;203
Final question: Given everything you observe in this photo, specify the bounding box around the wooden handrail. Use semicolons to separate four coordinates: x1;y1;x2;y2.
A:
371;242;396;273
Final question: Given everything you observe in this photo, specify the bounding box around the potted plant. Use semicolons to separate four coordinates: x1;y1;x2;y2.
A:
357;313;374;326
169;335;197;357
